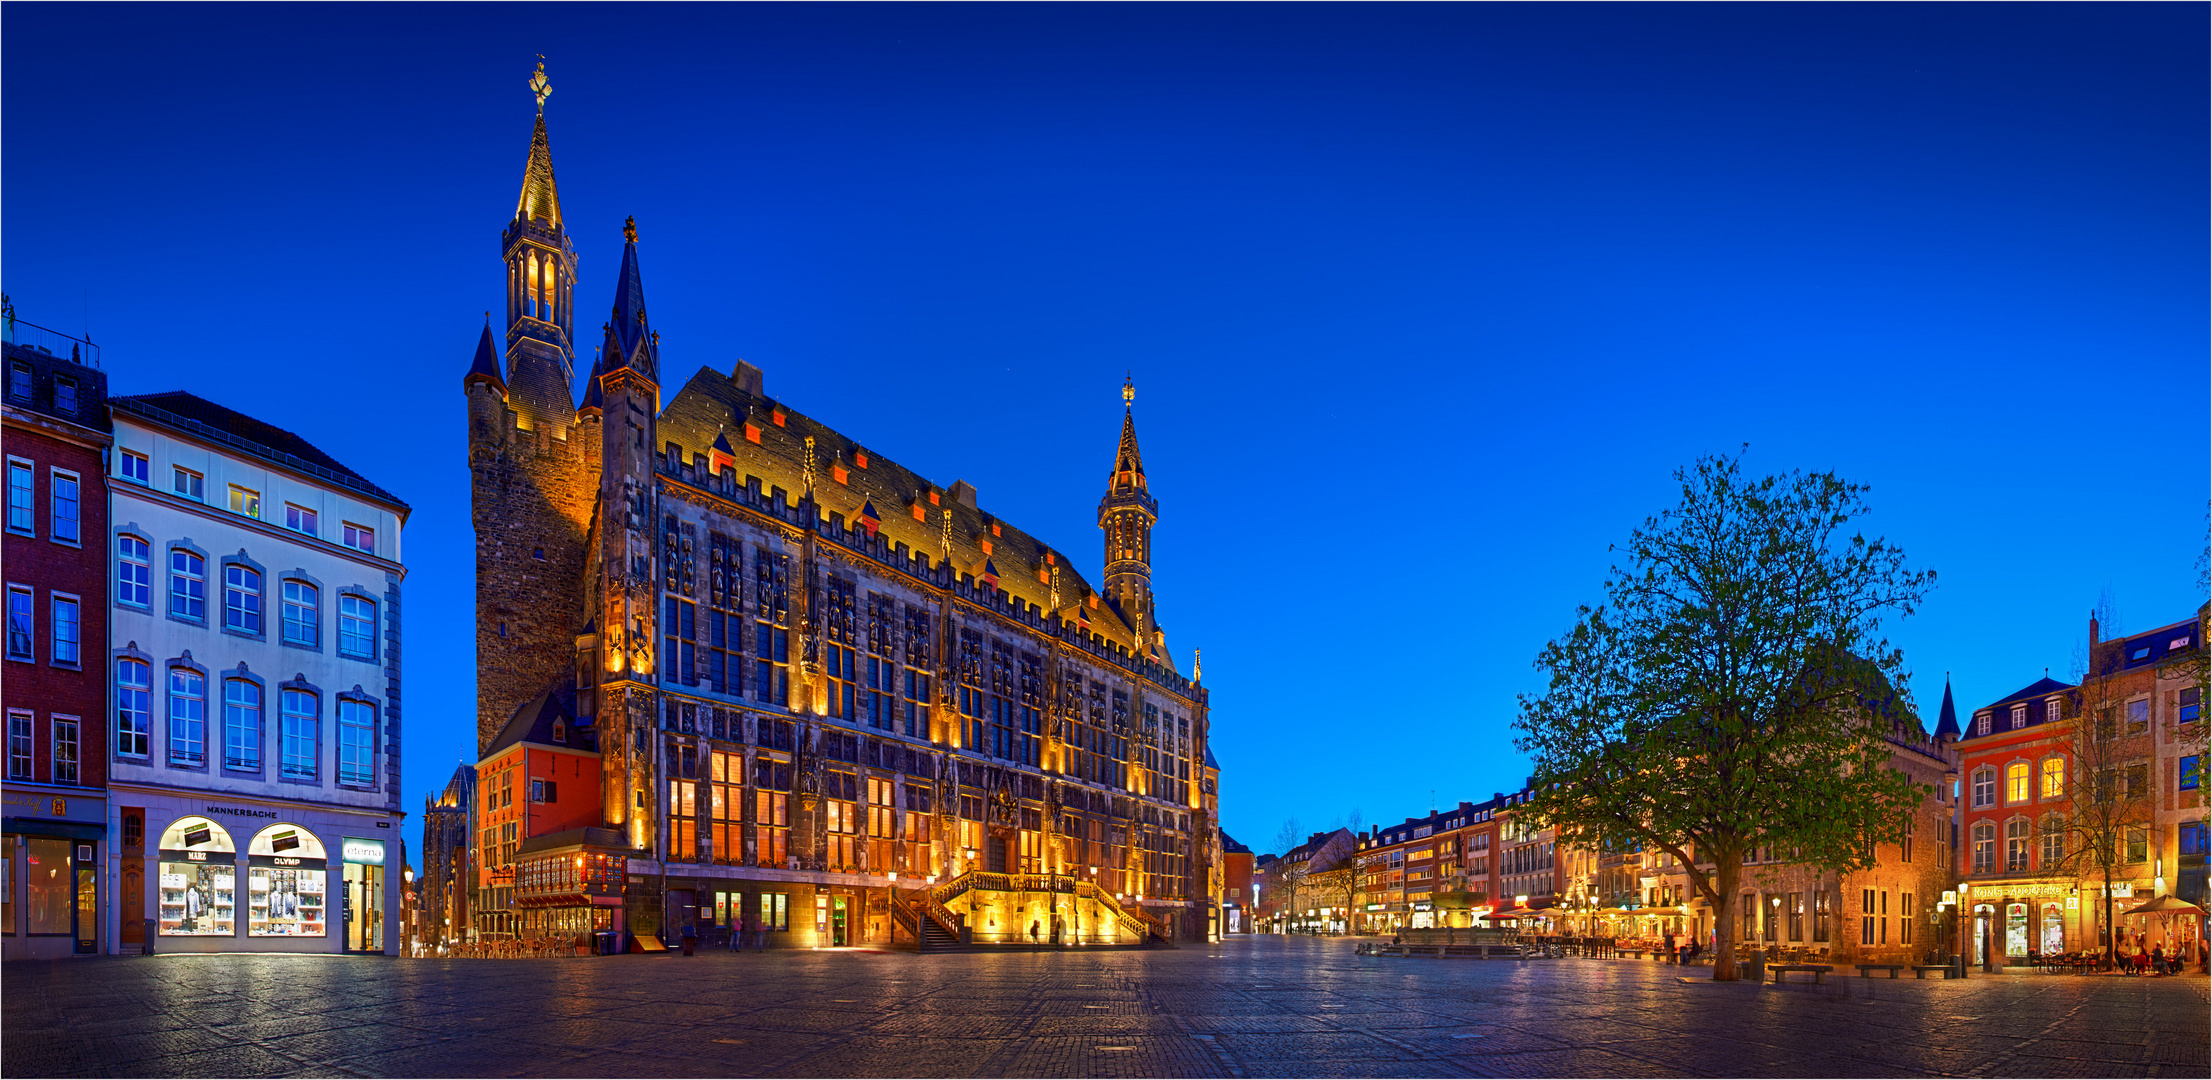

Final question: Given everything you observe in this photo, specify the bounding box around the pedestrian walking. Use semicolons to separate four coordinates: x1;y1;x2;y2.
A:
680;922;698;957
1664;930;1676;964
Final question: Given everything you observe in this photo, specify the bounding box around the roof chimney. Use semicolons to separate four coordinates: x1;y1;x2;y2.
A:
733;360;764;397
949;479;979;509
2089;610;2100;649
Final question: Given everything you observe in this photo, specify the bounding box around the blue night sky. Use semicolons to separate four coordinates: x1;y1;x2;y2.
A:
6;4;2204;860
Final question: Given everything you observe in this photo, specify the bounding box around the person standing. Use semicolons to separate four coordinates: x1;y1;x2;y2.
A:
1664;930;1677;964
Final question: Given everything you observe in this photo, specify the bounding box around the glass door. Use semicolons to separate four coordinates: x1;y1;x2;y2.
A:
831;896;849;946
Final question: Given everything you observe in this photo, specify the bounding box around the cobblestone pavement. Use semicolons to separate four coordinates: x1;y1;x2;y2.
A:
5;936;2207;1078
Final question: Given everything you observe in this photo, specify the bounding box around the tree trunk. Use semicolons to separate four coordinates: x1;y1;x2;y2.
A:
1711;859;1742;981
2103;866;2116;971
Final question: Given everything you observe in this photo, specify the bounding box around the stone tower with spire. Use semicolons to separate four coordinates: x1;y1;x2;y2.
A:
464;60;602;757
586;215;662;845
1098;376;1162;658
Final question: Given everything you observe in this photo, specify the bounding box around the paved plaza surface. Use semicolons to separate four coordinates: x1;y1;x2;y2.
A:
5;935;2206;1079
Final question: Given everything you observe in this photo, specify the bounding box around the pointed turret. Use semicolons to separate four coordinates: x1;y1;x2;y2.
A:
1933;674;1961;740
463;320;505;394
1098;374;1162;655
499;59;579;432
597;216;660;384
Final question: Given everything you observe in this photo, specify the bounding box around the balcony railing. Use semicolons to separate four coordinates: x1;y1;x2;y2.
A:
2;313;100;369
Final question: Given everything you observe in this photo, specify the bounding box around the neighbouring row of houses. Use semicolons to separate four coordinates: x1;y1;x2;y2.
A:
3;308;412;958
1247;609;2207;968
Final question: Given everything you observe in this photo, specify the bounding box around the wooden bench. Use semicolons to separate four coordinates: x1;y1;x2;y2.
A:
1910;965;1958;979
1770;964;1832;985
1858;964;1906;979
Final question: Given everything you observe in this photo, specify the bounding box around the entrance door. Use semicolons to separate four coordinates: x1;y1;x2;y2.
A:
120;860;144;946
344;863;385;952
831;896;849;946
987;836;1008;874
74;846;97;954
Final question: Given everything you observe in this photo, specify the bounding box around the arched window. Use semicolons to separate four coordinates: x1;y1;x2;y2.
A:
223;678;261;771
116;657;151;758
118;535;151;607
2039;757;2065;800
169;549;205;619
282;581;318;646
338;698;375;786
2005;762;2030;804
157;817;236;937
168;668;206;764
246;824;328;938
224;564;262;633
1970;767;1995;808
339;595;376;660
281;690;318;780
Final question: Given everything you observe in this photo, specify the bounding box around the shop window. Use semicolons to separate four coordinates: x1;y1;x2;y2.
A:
157;817;237;936
25;838;73;934
759;891;788;931
247;825;327;938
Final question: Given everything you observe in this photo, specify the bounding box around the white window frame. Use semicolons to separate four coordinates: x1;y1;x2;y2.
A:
281;580;319;647
51;715;78;785
5;583;33;661
48;467;80;546
5;709;31;780
116;534;151;609
172;466;204;501
116;657;151;759
1970;766;1996;808
1975;711;1991;736
284;503;319;537
228;484;262;520
2010;704;2027;730
5;456;33;536
280;688;318;781
49;591;80;668
338;594;376;660
118;450;150;486
342;521;375;555
337;696;376;787
2044;698;2061;724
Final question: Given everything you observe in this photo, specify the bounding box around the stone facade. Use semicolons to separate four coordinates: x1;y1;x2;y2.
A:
465;76;1218;946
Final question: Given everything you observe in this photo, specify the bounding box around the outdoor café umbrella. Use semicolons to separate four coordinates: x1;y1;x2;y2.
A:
2123;895;2206;915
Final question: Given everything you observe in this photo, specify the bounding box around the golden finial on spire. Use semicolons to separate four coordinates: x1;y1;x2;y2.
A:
1194;649;1202;684
1122;372;1135;408
624;215;638;243
530;57;552;114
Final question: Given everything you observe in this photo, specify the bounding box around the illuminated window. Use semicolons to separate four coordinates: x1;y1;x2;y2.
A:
2039;757;2064;799
2005;762;2029;804
2040;815;2065;866
754;755;791;867
228;485;261;519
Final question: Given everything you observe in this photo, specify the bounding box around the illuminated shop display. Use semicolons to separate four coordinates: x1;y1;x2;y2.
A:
247;826;327;937
158;817;236;936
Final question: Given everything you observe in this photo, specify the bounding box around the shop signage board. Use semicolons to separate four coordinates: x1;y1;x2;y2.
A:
342;838;386;865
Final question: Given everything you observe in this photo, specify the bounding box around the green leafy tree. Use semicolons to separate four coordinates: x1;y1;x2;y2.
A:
1513;453;1937;980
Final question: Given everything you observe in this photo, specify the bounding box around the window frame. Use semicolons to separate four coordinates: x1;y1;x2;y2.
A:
6;708;32;780
337;591;377;661
227;484;262;520
118;450;150;486
167;542;209;623
50;715;78;785
336;694;378;788
221;672;265;775
2004;759;2031;804
341;521;375;555
5;456;33;536
48;591;80;668
116;533;152;609
115;654;152;759
172;466;204;501
5;583;32;661
166;661;209;769
280;576;320;650
279;682;321;784
47;467;80;546
284;503;319;538
220;556;265;638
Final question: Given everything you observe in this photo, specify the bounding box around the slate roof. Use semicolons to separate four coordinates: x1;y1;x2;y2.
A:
656;365;1173;667
1933;677;1961;739
481;677;593;761
517;826;628;856
111;391;408;511
464;323;504;391
1221;831;1251;855
1984;676;2075;712
2090;617;2202;678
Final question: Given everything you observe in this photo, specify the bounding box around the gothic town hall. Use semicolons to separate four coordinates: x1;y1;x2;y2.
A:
456;67;1220;950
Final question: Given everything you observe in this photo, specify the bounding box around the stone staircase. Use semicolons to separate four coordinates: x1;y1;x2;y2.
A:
889;871;1173;952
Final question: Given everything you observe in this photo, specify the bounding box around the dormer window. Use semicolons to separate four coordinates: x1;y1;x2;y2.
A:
552;720;566;744
2010;704;2026;730
1975;712;1991;736
2045;699;2061;724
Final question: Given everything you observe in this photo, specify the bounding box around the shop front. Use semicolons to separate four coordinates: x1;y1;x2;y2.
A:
2;789;107;959
515;829;627;946
130;799;401;954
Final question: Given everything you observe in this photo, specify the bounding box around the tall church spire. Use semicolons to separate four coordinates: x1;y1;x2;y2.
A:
1099;374;1161;655
500;58;579;430
596;216;659;385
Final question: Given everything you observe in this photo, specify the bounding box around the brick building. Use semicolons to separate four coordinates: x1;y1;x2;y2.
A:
466;66;1214;949
1220;831;1253;933
1355;800;1502;933
2;316;111;958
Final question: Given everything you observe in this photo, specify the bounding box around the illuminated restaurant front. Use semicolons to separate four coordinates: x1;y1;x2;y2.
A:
513;827;627;940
